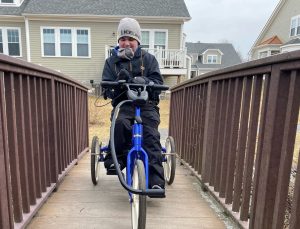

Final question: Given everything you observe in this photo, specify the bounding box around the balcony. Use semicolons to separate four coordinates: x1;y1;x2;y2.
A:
105;46;188;76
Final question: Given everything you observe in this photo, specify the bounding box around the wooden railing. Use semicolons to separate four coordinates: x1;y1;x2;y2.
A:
105;46;186;68
169;50;300;229
0;54;89;229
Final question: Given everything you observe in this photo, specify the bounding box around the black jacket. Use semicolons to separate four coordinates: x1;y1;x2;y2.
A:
102;46;163;106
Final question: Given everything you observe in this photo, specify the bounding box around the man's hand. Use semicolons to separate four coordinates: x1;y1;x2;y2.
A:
130;76;147;84
117;69;130;81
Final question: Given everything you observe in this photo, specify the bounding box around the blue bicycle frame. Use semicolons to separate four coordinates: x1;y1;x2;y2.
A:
126;106;149;193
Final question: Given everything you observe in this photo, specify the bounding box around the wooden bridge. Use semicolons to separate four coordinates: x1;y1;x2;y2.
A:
1;51;300;229
26;152;227;229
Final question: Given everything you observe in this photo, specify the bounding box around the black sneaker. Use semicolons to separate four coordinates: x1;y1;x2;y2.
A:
148;185;166;198
106;161;125;175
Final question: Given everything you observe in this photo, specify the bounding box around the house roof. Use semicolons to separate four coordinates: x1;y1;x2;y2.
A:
0;0;190;19
186;42;242;69
258;35;283;45
283;37;300;45
249;0;286;53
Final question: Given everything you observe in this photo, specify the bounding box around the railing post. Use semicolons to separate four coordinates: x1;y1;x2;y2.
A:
201;79;217;182
4;72;23;223
183;48;187;68
48;77;58;184
0;71;14;229
73;86;79;159
178;87;186;158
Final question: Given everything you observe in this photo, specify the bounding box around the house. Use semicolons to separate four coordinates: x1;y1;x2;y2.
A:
186;42;242;78
249;0;300;60
0;0;191;87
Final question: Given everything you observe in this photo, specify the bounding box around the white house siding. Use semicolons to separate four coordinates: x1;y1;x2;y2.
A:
29;20;119;85
0;21;27;61
163;75;178;88
252;0;300;59
28;20;182;85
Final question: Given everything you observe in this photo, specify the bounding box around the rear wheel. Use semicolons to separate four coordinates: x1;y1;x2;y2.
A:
131;159;146;229
164;136;176;185
91;136;100;185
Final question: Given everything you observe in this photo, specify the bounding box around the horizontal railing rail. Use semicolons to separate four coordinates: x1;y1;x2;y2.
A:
0;54;89;229
169;50;300;229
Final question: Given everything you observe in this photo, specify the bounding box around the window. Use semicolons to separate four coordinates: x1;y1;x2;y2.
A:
290;16;300;37
0;0;24;6
41;27;90;57
141;29;167;50
270;50;280;56
7;29;20;56
259;51;268;58
1;0;14;3
60;29;72;56
141;31;150;48
0;27;21;56
207;55;217;64
154;31;166;49
77;30;89;56
43;28;55;56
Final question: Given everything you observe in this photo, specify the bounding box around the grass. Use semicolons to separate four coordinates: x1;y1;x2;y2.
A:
88;96;170;146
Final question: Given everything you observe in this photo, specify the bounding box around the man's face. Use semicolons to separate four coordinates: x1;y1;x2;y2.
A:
119;36;139;52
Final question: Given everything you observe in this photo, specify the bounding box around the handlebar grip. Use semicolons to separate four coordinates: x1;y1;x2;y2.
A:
152;84;169;91
101;81;123;87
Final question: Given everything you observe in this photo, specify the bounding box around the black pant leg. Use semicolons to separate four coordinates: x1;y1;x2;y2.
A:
106;106;133;168
141;105;165;188
142;124;165;188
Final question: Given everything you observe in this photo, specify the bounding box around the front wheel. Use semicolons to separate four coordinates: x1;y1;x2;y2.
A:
131;159;146;229
163;136;176;185
91;136;101;185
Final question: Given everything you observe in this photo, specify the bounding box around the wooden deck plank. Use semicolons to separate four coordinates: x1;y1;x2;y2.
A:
27;153;226;229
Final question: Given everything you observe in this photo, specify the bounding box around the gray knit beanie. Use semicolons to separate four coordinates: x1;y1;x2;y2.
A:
117;17;141;44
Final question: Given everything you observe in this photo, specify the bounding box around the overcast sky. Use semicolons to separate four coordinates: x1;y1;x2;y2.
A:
183;0;280;60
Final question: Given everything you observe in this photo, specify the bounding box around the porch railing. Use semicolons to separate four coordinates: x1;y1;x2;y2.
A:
169;50;300;229
0;54;89;229
105;45;186;69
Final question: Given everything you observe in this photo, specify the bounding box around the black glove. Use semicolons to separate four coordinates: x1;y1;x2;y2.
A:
130;76;149;84
117;69;130;81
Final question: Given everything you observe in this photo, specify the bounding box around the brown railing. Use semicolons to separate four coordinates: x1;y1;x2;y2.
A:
0;54;89;229
169;50;300;228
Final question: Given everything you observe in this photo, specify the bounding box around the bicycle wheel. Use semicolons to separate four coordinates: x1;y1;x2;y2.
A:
164;136;176;185
131;159;146;229
91;136;100;185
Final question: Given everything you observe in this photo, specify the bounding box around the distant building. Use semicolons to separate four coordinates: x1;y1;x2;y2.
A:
249;0;300;60
186;42;242;78
0;0;191;87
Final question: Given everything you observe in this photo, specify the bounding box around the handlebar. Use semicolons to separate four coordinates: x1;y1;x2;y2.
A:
101;80;169;91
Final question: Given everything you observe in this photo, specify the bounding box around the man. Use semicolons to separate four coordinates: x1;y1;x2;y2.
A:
102;17;165;191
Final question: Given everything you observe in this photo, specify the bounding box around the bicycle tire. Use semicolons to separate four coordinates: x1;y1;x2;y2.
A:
91;136;100;185
131;159;147;229
164;136;176;185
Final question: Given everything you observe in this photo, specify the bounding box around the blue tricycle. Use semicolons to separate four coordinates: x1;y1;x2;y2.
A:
90;80;176;229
